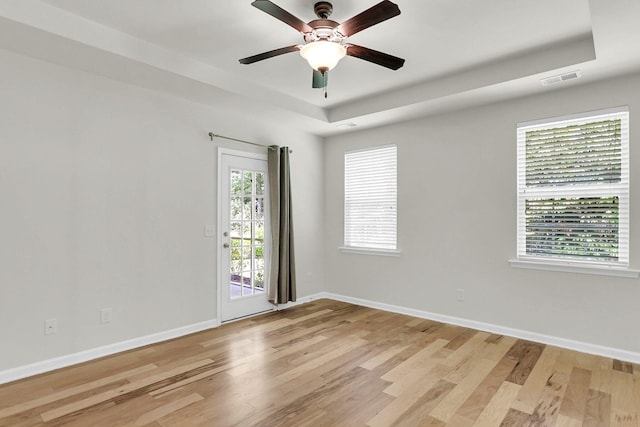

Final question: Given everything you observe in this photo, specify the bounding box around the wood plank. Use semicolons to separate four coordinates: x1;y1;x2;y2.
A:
132;393;203;426
148;359;246;397
429;358;499;423
591;366;615;394
485;334;505;344
447;335;516;387
559;367;592;423
455;355;518;422
609;370;636;427
314;368;394;427
556;413;586;427
499;408;532;427
360;344;411;371
504;339;546;386
471;381;521;427
404;318;424;328
382;339;450;397
0;364;157;419
480;336;518;362
635;377;640;427
376;379;455;427
511;345;561;414
225;334;328;377
584;389;611;427
559;350;611;372
40;359;214;422
444;328;477;351
380;338;449;383
613;359;634;374
528;366;571;426
440;331;491;369
367;368;453;426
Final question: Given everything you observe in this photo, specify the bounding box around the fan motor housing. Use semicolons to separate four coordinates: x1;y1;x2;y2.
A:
305;19;342;43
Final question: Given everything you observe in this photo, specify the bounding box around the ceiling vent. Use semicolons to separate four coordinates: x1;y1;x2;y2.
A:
540;71;582;86
336;122;358;129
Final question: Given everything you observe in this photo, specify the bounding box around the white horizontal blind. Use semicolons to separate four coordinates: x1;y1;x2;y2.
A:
344;145;397;249
517;107;629;265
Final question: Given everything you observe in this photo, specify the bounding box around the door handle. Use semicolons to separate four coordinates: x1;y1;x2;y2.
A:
223;243;230;248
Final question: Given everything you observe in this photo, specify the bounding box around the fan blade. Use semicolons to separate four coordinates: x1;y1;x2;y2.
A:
251;0;313;34
312;69;328;88
239;45;300;64
336;0;400;37
346;44;405;70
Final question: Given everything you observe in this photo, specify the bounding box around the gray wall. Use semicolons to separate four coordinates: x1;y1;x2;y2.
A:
324;72;640;354
0;48;325;371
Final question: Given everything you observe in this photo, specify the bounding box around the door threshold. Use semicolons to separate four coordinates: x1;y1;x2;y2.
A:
221;307;276;324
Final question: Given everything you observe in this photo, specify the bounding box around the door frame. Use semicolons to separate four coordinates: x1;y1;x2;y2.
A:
216;147;274;324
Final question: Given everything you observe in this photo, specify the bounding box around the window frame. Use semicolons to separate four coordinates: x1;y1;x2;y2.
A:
511;106;638;277
340;144;400;257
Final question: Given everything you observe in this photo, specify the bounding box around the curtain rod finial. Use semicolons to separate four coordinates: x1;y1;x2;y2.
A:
208;132;214;141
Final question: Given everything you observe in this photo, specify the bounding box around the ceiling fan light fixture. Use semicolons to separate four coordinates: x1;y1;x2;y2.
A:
300;40;346;71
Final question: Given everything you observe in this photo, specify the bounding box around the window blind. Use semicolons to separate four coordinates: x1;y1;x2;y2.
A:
344;145;397;250
517;107;629;265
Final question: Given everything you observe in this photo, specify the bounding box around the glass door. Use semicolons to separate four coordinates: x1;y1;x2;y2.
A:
219;151;273;322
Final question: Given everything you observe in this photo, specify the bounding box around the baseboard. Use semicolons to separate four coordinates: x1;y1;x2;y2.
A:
321;292;640;364
0;319;218;385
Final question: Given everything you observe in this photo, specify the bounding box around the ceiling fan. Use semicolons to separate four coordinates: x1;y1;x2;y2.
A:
239;0;405;96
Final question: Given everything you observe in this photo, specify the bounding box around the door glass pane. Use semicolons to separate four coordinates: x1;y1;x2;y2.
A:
254;271;264;290
243;197;252;221
254;245;264;260
256;172;265;195
242;222;252;239
241;272;251;296
243;171;253;194
231;197;242;221
255;197;264;221
255;222;264;245
230;260;241;274
231;170;242;195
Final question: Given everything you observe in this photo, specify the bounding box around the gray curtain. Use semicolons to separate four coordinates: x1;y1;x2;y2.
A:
267;146;296;304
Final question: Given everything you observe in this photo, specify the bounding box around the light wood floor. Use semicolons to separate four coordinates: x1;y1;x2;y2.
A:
1;299;639;426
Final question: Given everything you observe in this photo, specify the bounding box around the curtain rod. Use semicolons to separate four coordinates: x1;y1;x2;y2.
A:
208;132;292;153
208;132;271;149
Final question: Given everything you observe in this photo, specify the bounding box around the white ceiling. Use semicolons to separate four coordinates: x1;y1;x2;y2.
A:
1;0;640;136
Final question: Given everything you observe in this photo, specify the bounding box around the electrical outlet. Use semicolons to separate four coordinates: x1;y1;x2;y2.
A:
456;289;465;302
100;308;113;324
44;318;57;335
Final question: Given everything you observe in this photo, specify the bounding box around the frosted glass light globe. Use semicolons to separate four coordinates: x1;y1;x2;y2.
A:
300;41;347;71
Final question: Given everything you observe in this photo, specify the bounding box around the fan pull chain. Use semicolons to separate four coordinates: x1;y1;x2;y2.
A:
322;68;328;98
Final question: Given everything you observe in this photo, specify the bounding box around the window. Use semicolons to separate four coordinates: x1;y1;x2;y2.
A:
342;145;398;255
516;107;629;267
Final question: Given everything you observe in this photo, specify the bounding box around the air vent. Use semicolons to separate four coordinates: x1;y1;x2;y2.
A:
336;122;358;129
541;71;582;86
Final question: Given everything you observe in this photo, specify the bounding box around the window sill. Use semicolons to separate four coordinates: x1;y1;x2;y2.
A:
339;247;402;257
509;259;640;278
